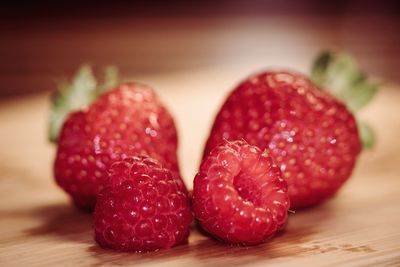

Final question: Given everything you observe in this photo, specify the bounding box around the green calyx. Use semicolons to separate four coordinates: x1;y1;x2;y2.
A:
311;51;379;149
49;65;120;143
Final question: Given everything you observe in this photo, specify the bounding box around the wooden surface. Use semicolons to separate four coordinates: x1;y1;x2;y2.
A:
0;67;399;266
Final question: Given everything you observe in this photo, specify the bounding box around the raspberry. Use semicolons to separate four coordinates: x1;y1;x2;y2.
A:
94;156;192;252
192;140;290;245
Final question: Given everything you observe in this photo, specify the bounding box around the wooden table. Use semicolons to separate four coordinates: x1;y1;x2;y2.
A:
0;67;399;266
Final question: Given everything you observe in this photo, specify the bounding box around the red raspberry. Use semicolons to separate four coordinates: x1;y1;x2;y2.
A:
192;140;290;245
94;156;192;252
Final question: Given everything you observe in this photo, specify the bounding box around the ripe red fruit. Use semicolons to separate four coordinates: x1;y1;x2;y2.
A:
55;83;187;210
94;156;192;252
193;140;290;245
204;71;361;209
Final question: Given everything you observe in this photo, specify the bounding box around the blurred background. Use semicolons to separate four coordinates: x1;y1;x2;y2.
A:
1;3;400;265
1;0;399;97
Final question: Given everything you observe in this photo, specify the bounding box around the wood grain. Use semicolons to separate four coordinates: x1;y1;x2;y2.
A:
0;67;399;266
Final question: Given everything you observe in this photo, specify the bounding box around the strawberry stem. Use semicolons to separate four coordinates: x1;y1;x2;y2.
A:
311;51;379;149
49;64;120;143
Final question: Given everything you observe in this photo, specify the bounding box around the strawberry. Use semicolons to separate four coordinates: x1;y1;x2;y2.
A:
193;140;289;245
52;71;186;210
203;52;377;209
94;156;192;252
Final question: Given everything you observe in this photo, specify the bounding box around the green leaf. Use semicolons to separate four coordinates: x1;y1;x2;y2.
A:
98;65;120;95
341;80;378;112
311;51;379;112
310;51;332;86
48;64;121;143
311;50;380;151
48;65;97;143
357;120;375;149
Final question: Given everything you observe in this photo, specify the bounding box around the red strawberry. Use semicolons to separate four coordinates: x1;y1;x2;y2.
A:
204;71;362;209
94;156;192;252
193;140;289;245
54;82;187;210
